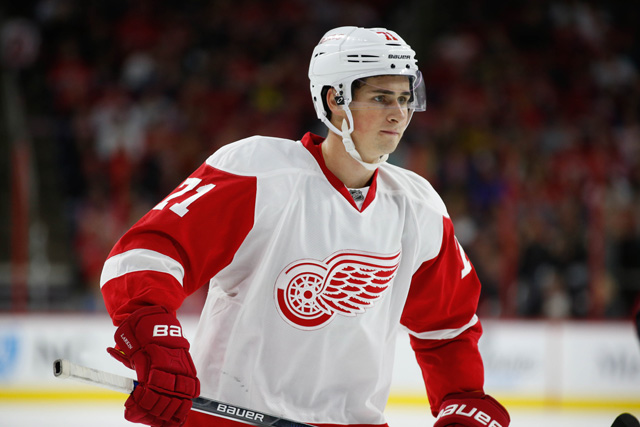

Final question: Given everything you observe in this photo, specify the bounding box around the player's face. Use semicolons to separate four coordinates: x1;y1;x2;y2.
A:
349;75;411;163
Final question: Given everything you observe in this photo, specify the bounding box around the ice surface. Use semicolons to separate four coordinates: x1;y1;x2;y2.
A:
0;401;632;427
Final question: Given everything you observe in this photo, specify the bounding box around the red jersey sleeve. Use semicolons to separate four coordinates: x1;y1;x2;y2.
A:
100;162;256;325
400;216;485;415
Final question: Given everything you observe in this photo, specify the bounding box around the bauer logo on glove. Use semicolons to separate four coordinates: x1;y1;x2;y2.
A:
433;392;510;427
152;324;182;337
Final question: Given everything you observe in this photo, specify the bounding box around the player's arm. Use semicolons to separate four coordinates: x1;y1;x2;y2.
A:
100;162;256;427
101;162;256;322
400;217;510;427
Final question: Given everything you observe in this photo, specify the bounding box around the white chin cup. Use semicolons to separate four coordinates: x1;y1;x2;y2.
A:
341;119;388;171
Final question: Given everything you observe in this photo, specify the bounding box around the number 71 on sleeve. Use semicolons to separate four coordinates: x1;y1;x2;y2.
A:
153;177;215;217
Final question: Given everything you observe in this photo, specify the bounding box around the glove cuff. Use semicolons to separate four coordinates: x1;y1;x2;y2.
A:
434;392;510;427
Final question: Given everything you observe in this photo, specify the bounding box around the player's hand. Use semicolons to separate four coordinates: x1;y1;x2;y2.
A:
107;306;200;427
433;392;510;427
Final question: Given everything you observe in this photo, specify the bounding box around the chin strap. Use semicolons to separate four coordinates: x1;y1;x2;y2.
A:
340;119;388;171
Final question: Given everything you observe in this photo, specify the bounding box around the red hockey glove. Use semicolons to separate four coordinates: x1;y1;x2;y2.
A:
433;392;510;427
107;306;200;427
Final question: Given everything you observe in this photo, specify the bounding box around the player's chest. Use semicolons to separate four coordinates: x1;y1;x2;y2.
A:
255;186;410;253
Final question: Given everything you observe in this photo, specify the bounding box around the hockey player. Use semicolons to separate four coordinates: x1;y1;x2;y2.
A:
100;26;510;427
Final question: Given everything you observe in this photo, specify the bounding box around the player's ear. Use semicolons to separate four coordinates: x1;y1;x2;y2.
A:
326;87;345;120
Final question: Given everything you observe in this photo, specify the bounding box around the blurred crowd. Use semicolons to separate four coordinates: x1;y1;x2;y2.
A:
3;0;639;319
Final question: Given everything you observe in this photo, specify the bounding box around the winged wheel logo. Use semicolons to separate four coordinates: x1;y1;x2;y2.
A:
274;250;401;330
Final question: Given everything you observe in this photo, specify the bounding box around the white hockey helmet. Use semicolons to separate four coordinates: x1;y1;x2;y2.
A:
308;26;426;169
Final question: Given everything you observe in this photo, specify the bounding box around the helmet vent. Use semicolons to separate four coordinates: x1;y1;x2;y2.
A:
346;54;380;63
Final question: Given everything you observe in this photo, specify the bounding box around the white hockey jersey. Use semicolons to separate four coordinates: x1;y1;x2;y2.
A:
101;132;485;427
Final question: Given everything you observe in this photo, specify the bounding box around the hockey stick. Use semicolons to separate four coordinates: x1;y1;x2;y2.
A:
53;359;315;427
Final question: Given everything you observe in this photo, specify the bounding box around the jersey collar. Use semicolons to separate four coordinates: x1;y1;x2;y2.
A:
301;132;378;212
